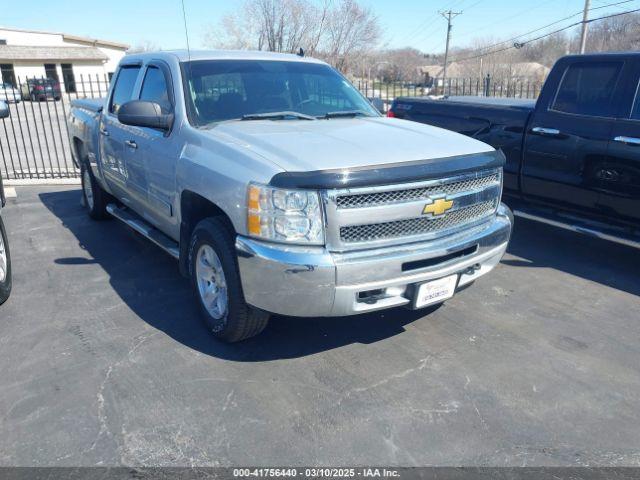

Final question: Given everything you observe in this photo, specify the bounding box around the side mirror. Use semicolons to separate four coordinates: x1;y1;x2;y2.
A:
368;97;385;114
117;100;173;131
0;101;9;119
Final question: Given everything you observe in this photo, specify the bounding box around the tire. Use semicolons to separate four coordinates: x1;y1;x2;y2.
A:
0;215;11;306
81;162;112;220
189;217;269;342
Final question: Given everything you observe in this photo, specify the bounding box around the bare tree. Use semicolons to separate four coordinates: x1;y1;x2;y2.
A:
203;0;380;73
378;48;425;83
584;12;640;52
322;0;381;71
204;0;329;55
127;40;161;54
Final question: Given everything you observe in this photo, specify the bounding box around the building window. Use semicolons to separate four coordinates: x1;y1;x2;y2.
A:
0;39;7;45
61;63;76;94
0;64;16;87
44;64;59;83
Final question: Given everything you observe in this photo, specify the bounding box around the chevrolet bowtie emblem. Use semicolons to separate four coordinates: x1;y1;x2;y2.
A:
423;198;454;216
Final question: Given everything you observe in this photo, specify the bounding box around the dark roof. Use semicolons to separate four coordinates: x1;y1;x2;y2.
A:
0;45;108;61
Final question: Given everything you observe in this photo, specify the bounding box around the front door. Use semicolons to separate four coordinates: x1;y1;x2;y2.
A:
521;60;626;215
126;62;179;236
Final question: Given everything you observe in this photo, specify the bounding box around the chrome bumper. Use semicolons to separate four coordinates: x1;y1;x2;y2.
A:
236;203;513;317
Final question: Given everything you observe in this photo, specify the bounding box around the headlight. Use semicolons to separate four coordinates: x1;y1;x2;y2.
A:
247;183;324;245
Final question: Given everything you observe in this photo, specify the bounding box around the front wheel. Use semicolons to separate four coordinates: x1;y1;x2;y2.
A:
189;217;269;342
0;215;12;305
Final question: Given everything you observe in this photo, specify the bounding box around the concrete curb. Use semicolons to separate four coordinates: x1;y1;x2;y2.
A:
4;178;81;186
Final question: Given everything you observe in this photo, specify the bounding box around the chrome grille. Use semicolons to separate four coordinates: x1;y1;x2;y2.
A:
339;200;497;243
336;170;499;209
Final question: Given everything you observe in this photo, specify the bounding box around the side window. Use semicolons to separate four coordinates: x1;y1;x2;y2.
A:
139;66;172;113
109;66;141;114
629;80;640;120
551;61;622;117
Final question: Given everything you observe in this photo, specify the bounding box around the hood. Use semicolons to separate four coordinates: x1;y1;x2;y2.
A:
202;117;494;173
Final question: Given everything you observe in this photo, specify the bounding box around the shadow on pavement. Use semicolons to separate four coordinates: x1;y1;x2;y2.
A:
39;189;639;360
506;215;640;297
39;189;431;361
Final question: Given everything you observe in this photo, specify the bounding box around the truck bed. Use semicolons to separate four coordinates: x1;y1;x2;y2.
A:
390;96;535;193
70;98;104;112
398;95;536;111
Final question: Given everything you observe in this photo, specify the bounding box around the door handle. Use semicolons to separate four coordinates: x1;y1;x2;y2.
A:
613;136;640;146
125;140;137;149
99;128;109;137
531;127;561;136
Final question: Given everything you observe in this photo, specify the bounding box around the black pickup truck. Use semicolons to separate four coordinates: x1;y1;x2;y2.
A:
388;53;640;248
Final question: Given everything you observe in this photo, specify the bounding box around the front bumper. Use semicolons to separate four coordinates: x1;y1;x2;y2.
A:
236;203;513;317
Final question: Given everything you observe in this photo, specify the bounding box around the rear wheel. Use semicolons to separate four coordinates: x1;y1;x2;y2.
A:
0;215;11;305
189;217;269;342
81;163;112;220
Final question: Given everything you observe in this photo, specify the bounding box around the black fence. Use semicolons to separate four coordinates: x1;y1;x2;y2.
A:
0;74;110;181
0;73;543;181
357;74;543;110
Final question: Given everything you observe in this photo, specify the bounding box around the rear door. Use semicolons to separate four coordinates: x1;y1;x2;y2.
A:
99;64;142;204
600;59;640;226
521;59;626;213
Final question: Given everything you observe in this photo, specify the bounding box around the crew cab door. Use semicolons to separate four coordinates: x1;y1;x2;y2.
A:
99;64;142;205
131;61;180;236
521;59;626;214
600;60;640;226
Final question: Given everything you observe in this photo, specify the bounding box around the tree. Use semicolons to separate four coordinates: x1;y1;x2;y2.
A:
322;0;380;71
378;48;425;83
203;0;380;74
127;41;161;54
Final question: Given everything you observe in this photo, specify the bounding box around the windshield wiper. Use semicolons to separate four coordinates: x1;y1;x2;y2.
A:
323;110;371;119
241;111;316;121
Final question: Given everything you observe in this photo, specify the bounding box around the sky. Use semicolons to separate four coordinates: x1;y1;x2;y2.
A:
1;0;633;53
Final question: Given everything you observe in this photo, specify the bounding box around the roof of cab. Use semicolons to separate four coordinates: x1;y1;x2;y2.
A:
123;49;328;65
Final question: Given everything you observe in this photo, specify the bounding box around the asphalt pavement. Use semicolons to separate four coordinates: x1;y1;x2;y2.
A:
0;186;639;466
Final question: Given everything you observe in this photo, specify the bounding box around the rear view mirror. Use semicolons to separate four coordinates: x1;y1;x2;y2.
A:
0;101;9;119
368;97;385;114
118;100;173;131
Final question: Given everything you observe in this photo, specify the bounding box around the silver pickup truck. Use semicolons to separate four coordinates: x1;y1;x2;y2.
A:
68;50;513;342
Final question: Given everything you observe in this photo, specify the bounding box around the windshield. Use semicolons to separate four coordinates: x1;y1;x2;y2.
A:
182;60;379;126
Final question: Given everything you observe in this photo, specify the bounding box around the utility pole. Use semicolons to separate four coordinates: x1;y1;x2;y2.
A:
579;0;591;54
440;10;461;94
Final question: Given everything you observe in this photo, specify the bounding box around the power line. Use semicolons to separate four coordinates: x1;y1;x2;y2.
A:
451;0;634;53
450;6;640;63
396;0;479;50
394;0;471;48
453;0;558;42
450;0;636;58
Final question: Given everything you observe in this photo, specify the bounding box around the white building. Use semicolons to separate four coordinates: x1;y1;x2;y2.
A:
0;26;129;94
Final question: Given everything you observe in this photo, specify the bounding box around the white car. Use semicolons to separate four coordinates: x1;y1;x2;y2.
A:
0;100;11;305
0;83;21;103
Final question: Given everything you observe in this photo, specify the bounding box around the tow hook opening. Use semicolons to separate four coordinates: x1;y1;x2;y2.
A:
357;286;406;305
357;289;386;304
462;263;482;276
